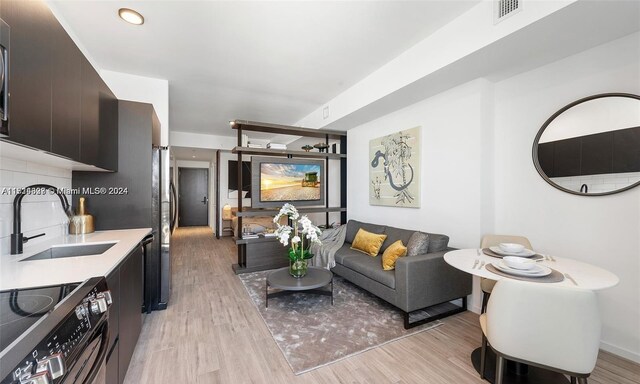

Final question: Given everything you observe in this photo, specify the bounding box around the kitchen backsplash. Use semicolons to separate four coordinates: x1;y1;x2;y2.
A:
551;172;640;193
0;156;72;255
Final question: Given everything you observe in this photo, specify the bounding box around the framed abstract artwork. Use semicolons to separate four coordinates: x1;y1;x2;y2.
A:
369;126;421;208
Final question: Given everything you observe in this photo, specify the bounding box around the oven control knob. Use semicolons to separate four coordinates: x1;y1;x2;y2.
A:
98;290;112;305
19;371;52;384
74;304;86;320
35;353;65;379
89;296;108;315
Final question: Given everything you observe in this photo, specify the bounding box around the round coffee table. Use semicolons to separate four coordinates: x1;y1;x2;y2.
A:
265;266;333;308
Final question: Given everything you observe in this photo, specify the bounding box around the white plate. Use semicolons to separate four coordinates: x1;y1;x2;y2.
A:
490;246;536;257
493;262;552;277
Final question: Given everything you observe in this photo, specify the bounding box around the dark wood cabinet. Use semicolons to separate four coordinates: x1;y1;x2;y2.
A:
1;0;53;151
105;244;144;384
0;0;118;170
97;80;118;171
537;142;554;177
581;132;613;175
553;138;581;177
80;56;118;170
51;20;81;160
80;57;100;166
613;127;640;173
118;245;143;384
540;126;640;178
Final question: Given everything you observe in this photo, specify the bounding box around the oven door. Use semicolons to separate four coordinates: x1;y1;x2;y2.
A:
63;321;109;384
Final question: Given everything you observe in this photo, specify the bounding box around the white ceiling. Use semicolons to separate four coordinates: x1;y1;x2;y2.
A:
50;0;479;137
171;146;216;162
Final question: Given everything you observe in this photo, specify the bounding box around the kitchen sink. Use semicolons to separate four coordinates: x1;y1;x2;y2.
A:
20;242;117;261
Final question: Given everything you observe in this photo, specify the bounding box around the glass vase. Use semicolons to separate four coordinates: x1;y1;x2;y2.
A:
289;249;308;278
289;258;308;278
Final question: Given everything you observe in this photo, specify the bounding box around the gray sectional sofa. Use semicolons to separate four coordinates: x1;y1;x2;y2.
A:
331;220;472;328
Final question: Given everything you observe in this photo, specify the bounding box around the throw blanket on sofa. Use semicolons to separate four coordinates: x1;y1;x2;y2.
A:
310;225;346;269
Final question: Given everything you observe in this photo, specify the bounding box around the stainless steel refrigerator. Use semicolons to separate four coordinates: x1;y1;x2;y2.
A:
72;100;173;312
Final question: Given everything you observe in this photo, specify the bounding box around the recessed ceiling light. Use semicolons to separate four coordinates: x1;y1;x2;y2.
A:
118;8;144;25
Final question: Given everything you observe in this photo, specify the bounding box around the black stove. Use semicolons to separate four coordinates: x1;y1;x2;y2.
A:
0;284;78;353
0;278;111;384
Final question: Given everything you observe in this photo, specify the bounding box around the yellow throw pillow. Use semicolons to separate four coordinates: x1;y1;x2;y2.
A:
382;240;408;270
351;228;387;257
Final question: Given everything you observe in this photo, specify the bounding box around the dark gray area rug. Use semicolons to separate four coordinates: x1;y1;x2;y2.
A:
238;271;443;375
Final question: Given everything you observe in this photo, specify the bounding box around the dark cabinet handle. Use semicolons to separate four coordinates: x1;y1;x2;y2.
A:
201;196;208;205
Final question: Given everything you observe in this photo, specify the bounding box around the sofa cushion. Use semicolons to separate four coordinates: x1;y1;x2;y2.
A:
345;220;386;244
342;253;396;289
427;233;450;253
351;229;387;256
382;240;407;270
381;226;415;253
406;232;430;257
334;246;363;265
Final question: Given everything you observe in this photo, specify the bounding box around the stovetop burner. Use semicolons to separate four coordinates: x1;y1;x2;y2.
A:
0;284;78;352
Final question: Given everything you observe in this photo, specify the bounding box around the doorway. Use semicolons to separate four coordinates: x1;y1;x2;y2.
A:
178;167;209;226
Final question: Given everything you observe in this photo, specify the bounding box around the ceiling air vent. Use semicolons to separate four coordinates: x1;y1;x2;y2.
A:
494;0;522;24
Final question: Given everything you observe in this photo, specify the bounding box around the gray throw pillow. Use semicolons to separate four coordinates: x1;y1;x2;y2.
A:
406;232;430;257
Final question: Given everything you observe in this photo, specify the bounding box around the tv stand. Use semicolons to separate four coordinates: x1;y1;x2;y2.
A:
230;120;347;274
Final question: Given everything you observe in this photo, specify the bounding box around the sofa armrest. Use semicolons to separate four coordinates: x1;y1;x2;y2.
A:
395;248;472;312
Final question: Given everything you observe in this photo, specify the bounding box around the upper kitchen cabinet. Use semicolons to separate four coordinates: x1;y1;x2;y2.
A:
80;57;100;167
1;0;53;151
0;0;118;171
51;20;82;160
80;58;118;170
97;75;118;171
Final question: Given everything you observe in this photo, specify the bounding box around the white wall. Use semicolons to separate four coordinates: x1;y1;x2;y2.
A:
0;156;72;255
492;32;640;362
347;79;494;312
346;32;640;362
101;70;170;146
171;131;237;150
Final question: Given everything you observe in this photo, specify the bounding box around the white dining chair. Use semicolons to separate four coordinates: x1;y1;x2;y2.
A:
479;279;601;384
479;234;533;313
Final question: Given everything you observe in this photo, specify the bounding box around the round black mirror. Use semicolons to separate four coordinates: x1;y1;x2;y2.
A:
533;93;640;196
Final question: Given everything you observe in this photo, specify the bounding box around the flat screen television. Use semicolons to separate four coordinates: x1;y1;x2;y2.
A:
251;156;325;208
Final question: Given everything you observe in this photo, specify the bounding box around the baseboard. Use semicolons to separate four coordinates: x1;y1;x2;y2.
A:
468;303;482;314
600;341;640;364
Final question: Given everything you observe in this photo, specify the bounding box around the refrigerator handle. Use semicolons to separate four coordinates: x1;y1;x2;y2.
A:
170;181;177;232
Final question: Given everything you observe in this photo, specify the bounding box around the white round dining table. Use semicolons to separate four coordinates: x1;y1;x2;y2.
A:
444;249;619;290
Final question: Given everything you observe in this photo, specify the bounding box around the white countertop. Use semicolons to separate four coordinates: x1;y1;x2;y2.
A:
0;228;152;290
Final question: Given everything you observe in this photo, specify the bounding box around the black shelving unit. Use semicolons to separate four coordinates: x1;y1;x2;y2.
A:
230;120;347;274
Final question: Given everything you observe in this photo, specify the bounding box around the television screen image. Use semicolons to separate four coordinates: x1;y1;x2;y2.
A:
251;157;325;208
261;163;320;201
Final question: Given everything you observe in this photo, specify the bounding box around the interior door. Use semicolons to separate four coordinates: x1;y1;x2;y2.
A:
178;168;209;226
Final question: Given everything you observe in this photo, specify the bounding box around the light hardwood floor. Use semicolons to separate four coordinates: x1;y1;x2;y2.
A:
124;227;640;384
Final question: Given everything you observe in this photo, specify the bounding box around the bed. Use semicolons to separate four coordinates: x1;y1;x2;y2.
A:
230;207;286;238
